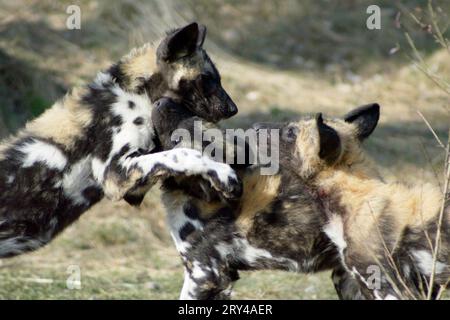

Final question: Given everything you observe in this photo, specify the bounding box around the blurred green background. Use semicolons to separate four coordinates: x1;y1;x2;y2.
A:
0;0;448;299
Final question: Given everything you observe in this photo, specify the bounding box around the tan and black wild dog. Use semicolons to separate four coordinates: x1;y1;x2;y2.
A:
153;99;449;300
0;23;242;258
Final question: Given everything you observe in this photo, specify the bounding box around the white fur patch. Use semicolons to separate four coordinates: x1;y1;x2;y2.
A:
180;269;196;300
323;214;347;252
215;242;233;259
240;238;274;263
403;264;411;277
215;238;299;271
62;157;98;205
91;157;106;184
411;249;447;276
163;193;203;254
110;86;155;155
234;238;299;271
94;72;113;87
19;139;67;171
192;261;208;279
123;148;238;190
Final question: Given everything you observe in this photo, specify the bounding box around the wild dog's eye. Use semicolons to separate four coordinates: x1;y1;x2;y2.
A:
177;79;190;94
197;74;217;95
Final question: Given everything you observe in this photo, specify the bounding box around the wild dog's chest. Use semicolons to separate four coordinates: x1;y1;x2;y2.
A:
89;87;156;188
108;88;155;153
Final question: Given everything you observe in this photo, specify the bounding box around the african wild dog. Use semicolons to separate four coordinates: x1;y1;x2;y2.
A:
153;99;449;300
0;22;242;258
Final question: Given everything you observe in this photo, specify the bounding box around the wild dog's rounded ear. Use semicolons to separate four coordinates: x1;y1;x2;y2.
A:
316;113;341;165
197;24;207;48
344;103;380;141
157;22;200;62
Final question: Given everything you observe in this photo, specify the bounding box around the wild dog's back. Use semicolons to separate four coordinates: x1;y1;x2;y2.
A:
0;88;102;257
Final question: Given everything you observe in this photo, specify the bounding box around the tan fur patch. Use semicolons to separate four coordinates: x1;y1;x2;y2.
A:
294;119;322;178
291;116;381;178
104;168;144;201
121;43;157;90
25;87;92;151
193;199;224;220
292;115;444;256
317;160;442;254
236;171;281;233
169;51;204;89
0;137;15;160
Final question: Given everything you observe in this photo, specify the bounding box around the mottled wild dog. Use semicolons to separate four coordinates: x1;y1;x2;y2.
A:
153;100;449;300
0;22;241;258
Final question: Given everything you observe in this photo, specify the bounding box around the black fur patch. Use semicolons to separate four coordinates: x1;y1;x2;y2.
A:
133;117;144;126
82;186;104;204
111;115;123;127
123;193;145;207
107;62;127;86
183;202;200;220
179;222;196;241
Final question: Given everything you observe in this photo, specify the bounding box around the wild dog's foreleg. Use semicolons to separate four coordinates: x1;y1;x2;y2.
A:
331;265;365;300
165;196;238;300
94;147;242;202
180;259;237;300
340;258;411;300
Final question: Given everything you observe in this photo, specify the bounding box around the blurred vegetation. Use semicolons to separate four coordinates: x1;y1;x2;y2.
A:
0;0;449;299
190;0;450;72
0;0;449;134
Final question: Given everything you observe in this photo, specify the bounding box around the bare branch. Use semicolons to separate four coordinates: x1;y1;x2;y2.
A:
417;111;445;149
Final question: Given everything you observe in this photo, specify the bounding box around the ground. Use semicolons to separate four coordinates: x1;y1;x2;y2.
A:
0;0;448;299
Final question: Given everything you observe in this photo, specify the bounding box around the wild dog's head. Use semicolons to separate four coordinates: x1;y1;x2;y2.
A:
115;22;237;123
152;97;252;168
151;97;201;150
254;103;380;178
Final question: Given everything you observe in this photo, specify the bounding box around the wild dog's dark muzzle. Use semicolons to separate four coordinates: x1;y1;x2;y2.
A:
153;97;172;111
152;97;186;144
219;89;238;118
225;97;238;117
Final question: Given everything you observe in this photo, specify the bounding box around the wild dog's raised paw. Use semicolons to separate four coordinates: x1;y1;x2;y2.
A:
123;148;242;201
203;160;243;200
170;148;242;200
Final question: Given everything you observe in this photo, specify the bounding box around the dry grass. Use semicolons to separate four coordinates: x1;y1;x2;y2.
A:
0;0;448;299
